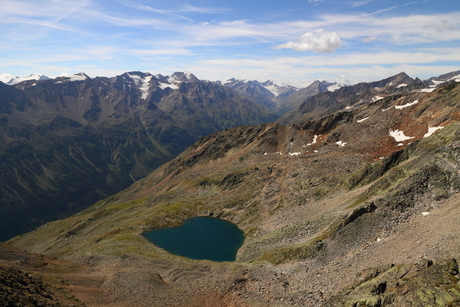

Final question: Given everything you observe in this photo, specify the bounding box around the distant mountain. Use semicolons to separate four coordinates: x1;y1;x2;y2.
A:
0;71;278;241
275;80;341;116
222;78;343;116
279;72;426;124
424;70;460;88
5;74;50;85
222;78;298;111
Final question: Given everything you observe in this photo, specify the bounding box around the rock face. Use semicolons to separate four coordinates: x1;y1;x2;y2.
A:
0;71;278;241
8;80;460;306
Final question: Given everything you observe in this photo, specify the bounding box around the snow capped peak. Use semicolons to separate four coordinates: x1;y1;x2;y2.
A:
224;78;237;85
170;71;198;82
261;80;275;86
52;73;90;84
6;74;50;85
66;73;90;81
156;71;198;90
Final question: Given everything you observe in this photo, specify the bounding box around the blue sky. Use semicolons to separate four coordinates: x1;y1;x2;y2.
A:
1;0;460;86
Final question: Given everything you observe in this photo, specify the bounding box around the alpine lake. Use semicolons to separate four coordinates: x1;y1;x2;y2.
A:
142;217;245;262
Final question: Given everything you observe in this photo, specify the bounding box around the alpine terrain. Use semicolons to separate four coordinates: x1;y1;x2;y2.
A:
0;71;277;241
3;71;460;306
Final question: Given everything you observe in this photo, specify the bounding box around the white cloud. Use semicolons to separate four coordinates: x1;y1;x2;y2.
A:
351;0;374;7
362;36;377;42
274;29;341;53
5;16;79;32
178;4;230;14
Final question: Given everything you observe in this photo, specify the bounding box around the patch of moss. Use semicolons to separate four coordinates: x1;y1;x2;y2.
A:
257;239;326;265
142;201;204;230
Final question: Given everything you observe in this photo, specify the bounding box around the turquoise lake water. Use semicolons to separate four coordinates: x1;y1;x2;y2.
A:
142;217;245;262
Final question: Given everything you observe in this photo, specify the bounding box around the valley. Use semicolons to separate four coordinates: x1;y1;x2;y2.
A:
2;71;460;306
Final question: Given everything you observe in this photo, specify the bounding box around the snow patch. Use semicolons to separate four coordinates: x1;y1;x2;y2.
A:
336;141;347;147
372;96;384;102
389;129;414;142
184;71;193;81
327;84;342;92
396;83;408;88
159;82;179;90
429;80;443;87
128;73;152;99
449;73;460;81
67;73;88;81
395;100;418;109
422;212;430;216
357;117;369;123
420;88;436;93
423;126;444;138
168;74;182;85
263;83;280;97
307;135;319;146
288;152;301;156
381;107;392;112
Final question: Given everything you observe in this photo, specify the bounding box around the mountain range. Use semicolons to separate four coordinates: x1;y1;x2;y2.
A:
0;71;277;241
2;70;460;306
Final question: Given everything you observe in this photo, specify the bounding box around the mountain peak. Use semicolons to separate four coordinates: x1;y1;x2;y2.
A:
171;71;198;82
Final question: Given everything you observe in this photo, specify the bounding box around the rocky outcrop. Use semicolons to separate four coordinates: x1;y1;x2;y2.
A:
323;258;460;307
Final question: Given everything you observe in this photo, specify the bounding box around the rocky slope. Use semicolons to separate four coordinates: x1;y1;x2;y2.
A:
8;81;460;306
0;71;277;241
0;243;86;307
